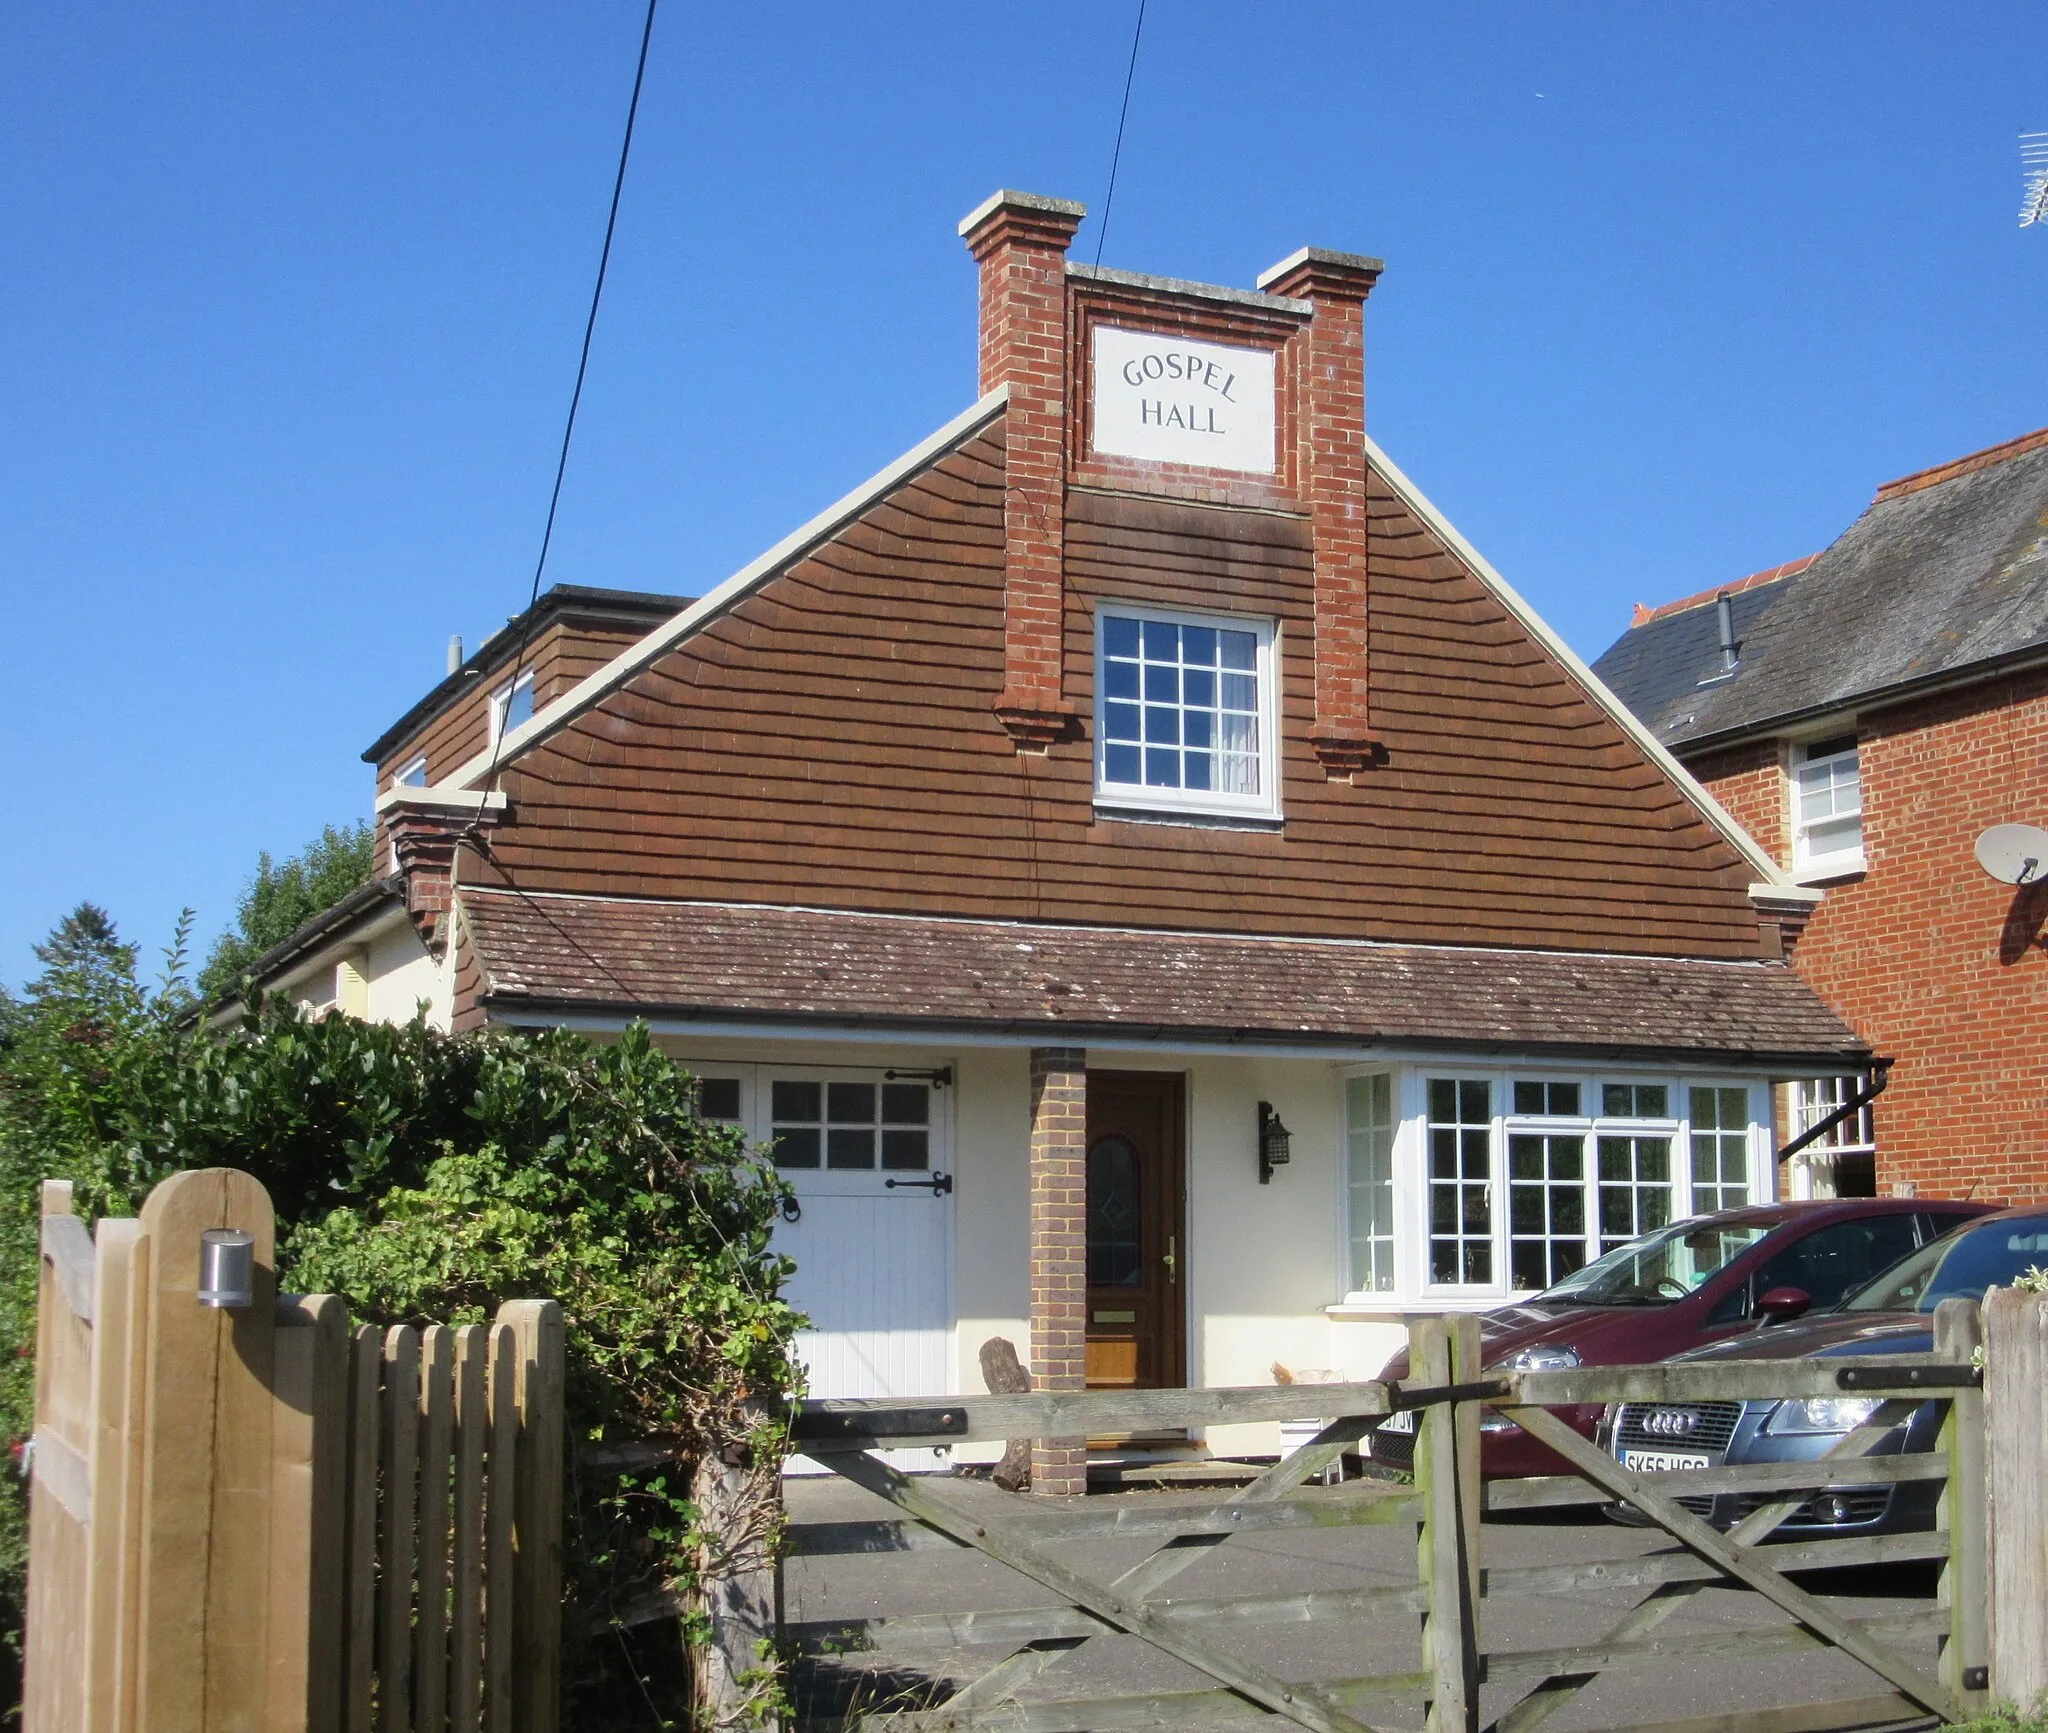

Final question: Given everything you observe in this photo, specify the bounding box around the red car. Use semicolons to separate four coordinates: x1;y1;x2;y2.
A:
1362;1198;1994;1478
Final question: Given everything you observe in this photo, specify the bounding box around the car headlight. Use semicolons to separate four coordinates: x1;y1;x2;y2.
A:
1762;1397;1883;1436
1493;1344;1582;1373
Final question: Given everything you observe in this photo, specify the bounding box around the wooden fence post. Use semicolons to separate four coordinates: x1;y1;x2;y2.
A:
131;1167;278;1733
501;1300;565;1733
24;1180;93;1733
693;1403;785;1732
1984;1285;2048;1707
1412;1314;1482;1733
1935;1296;1988;1710
270;1293;349;1733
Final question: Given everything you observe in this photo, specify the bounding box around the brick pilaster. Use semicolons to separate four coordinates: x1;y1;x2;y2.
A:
1259;247;1385;779
1027;1045;1088;1494
960;190;1086;752
384;798;500;957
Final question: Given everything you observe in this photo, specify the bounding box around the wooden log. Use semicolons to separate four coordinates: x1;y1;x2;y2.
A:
1983;1285;2048;1707
380;1327;422;1733
343;1325;382;1733
502;1301;564;1733
448;1325;489;1733
415;1325;455;1733
978;1336;1034;1492
1935;1296;1988;1709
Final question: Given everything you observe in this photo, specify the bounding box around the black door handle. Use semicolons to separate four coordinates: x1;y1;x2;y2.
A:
885;1172;953;1196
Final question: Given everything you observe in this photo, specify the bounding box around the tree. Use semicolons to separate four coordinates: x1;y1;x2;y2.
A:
198;821;377;1001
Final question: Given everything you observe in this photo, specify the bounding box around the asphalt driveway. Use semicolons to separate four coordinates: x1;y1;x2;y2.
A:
783;1472;1943;1732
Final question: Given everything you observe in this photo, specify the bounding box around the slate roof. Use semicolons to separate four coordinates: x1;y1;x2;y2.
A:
1593;426;2048;752
459;888;1868;1066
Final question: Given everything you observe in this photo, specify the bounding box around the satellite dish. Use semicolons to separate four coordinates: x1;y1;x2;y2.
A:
1975;824;2048;885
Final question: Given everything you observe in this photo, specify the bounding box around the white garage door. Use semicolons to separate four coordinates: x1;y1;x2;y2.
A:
688;1064;954;1470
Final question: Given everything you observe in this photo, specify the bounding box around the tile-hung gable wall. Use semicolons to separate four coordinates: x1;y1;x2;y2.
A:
455;212;1767;960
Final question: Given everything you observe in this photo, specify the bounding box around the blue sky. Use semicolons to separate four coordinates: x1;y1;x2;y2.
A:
4;3;2045;986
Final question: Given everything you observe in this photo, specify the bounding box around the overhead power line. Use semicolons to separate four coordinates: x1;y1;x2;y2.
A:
1094;0;1147;267
475;0;660;816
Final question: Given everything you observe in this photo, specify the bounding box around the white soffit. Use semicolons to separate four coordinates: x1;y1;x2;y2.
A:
1360;433;1795;893
442;387;1011;792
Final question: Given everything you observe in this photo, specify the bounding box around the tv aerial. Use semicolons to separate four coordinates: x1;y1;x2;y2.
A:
2022;131;2048;228
1974;823;2048;885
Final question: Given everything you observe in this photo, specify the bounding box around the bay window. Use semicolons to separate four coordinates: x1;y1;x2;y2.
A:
1346;1071;1765;1302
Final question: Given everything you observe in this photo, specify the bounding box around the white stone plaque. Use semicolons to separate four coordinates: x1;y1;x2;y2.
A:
1090;327;1277;474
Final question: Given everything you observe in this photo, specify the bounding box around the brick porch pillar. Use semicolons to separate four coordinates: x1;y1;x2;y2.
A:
1027;1047;1088;1494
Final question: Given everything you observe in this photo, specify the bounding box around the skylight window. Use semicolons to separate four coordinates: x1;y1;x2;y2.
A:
490;668;536;747
1094;608;1279;820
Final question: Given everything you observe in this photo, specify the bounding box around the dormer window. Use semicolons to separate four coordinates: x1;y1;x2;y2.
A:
490;668;536;747
395;754;428;789
1793;734;1864;878
1094;607;1279;821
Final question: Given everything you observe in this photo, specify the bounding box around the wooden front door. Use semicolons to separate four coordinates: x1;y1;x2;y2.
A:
1085;1071;1186;1389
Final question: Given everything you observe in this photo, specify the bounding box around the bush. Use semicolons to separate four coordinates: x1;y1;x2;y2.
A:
0;903;802;1726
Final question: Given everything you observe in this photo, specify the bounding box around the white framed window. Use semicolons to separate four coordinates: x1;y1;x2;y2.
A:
1688;1085;1751;1213
394;754;428;789
1791;1074;1874;1155
1506;1080;1588;1290
674;1061;947;1187
1346;1073;1397;1293
1094;606;1280;820
1426;1077;1495;1286
1792;734;1863;877
1365;1070;1766;1304
490;668;536;747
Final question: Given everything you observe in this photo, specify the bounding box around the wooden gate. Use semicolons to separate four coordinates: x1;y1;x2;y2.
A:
780;1307;2001;1733
22;1169;565;1733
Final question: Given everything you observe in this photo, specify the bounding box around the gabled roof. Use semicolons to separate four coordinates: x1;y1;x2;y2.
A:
361;583;694;766
418;386;1792;896
1594;426;2048;752
459;888;1867;1066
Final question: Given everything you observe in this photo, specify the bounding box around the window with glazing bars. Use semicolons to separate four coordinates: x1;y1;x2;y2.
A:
1428;1078;1493;1284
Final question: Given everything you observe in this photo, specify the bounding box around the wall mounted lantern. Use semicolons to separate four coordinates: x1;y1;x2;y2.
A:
1258;1101;1292;1185
197;1228;256;1309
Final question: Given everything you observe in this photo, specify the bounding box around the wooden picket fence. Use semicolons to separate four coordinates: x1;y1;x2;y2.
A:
776;1301;2029;1733
22;1168;565;1733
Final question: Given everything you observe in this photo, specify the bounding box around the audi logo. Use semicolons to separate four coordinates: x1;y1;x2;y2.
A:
1639;1408;1701;1437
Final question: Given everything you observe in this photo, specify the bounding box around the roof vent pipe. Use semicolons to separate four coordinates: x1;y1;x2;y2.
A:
447;635;464;675
1716;592;1737;673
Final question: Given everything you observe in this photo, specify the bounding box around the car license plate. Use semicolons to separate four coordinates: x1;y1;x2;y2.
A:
1378;1409;1416;1434
1621;1448;1709;1473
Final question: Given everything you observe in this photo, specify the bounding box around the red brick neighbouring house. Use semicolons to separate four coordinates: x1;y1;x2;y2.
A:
1595;426;2048;1203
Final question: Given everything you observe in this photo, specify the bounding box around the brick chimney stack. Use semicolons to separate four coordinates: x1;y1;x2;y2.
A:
960;190;1087;751
1259;247;1384;778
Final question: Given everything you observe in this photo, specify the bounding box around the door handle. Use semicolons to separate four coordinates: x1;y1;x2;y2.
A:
885;1172;953;1196
1163;1234;1177;1281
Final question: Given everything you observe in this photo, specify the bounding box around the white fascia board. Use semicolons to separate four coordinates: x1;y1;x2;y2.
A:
1359;433;1795;892
375;786;510;815
439;387;1012;793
